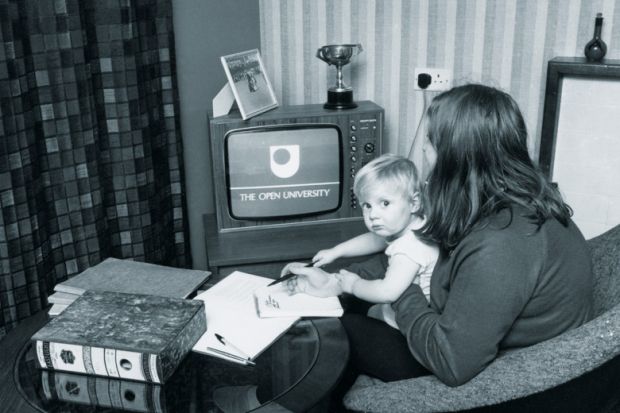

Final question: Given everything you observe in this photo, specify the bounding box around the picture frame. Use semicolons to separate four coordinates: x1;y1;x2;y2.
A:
221;49;278;120
539;56;620;238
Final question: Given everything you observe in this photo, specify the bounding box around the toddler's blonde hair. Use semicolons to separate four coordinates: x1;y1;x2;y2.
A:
353;153;421;207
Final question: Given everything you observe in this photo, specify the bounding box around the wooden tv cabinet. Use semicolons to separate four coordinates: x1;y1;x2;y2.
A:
203;213;367;282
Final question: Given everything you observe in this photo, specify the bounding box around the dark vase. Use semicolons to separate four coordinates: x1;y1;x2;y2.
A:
584;13;607;62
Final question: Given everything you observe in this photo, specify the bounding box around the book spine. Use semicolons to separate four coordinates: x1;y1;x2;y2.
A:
35;340;161;384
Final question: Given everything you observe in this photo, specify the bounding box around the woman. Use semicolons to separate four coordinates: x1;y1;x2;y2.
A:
285;84;593;395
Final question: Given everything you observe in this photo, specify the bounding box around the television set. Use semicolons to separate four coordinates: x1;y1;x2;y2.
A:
208;101;384;233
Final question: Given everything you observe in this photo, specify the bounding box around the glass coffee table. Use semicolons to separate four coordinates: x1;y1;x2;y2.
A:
10;313;349;413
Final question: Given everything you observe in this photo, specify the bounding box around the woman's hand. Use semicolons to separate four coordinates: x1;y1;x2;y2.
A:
312;248;340;267
285;266;343;297
280;261;309;277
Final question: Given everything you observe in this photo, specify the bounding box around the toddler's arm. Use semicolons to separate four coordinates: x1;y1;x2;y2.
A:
313;232;387;267
338;254;420;303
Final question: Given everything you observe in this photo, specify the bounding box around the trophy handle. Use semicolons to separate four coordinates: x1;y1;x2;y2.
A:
316;44;364;66
316;46;331;64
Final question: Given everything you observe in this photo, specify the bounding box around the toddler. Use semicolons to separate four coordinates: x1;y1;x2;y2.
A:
314;154;438;329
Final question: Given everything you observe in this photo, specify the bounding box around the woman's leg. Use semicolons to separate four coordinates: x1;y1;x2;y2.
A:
338;253;428;378
330;314;430;412
341;313;430;381
329;254;430;411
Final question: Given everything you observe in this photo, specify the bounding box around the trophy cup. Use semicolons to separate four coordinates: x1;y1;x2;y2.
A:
316;44;363;109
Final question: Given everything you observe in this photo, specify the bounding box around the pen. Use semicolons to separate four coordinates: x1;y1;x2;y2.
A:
207;346;256;366
267;262;313;286
215;333;252;361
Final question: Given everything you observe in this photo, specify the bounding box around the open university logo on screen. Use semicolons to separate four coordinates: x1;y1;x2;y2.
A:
269;145;300;178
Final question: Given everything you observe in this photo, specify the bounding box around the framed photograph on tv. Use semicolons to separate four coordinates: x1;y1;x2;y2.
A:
221;49;278;120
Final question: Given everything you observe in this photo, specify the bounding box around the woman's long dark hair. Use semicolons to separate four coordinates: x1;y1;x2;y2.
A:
420;84;572;250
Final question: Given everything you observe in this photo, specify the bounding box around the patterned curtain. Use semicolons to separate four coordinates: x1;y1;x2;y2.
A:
0;0;190;339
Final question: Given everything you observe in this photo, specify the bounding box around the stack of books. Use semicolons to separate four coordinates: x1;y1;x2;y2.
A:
47;258;211;316
30;257;212;413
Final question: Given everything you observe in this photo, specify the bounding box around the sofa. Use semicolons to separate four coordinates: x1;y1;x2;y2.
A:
343;224;620;413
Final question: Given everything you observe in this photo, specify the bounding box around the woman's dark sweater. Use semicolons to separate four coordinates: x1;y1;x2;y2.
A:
393;207;593;386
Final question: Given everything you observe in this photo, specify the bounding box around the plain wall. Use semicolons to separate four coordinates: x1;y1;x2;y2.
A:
171;0;260;269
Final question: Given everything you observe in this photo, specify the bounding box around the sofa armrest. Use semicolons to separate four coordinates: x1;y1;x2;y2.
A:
344;303;620;413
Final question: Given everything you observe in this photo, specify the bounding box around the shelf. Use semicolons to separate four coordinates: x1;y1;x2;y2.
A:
203;214;367;268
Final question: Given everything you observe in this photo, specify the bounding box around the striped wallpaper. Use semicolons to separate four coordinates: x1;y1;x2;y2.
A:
259;0;620;158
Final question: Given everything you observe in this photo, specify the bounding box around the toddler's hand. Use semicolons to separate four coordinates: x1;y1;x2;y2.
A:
313;248;340;267
336;269;360;294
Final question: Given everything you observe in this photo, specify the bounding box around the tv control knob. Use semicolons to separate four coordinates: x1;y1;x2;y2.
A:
351;145;357;152
351;155;357;162
364;143;375;153
350;125;357;131
350;135;357;141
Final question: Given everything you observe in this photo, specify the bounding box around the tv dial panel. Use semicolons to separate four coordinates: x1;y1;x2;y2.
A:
348;117;380;210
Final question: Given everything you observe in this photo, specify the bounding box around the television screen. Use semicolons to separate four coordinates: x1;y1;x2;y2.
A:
225;125;342;219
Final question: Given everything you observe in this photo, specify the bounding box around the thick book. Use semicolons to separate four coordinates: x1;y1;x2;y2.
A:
48;303;69;317
54;257;210;298
41;370;167;412
192;271;299;365
253;283;343;318
32;290;206;383
48;291;79;305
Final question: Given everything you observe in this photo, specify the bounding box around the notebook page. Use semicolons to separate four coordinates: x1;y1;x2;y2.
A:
192;271;298;360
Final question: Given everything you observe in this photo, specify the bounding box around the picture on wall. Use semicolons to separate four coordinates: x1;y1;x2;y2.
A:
221;49;278;120
539;57;620;239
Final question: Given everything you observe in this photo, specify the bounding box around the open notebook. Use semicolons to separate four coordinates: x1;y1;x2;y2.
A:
192;270;344;365
192;271;299;365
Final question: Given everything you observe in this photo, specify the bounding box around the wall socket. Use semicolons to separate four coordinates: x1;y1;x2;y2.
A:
413;68;452;91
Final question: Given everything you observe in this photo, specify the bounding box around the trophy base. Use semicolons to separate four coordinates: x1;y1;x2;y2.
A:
324;90;357;110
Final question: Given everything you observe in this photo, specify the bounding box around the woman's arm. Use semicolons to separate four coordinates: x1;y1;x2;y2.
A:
339;254;421;303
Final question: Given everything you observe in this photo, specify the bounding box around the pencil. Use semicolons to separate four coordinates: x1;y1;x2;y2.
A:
267;262;313;286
